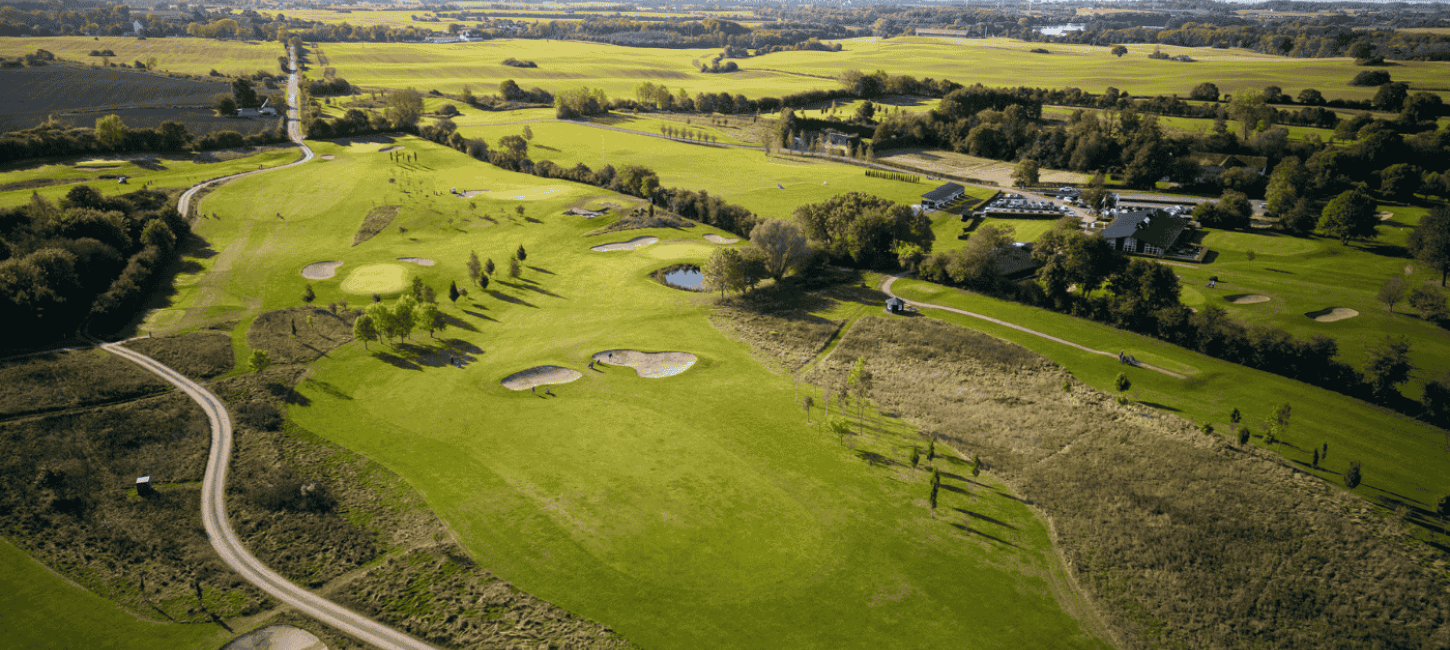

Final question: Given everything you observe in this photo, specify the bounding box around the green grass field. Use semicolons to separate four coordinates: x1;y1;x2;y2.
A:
455;120;931;217
317;36;1450;104
171;134;1111;649
0;538;232;650
0;36;286;77
0;147;303;209
887;277;1450;538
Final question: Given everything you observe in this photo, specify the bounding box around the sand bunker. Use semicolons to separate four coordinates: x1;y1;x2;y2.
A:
379;145;402;153
319;154;335;160
591;236;659;252
221;625;326;650
594;349;698;378
457;190;487;198
501;365;582;391
300;261;344;280
397;257;435;266
1226;294;1270;305
704;233;739;244
1306;307;1359;322
1377;211;1395;221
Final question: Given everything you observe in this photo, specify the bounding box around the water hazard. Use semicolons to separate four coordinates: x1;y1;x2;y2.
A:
662;266;704;291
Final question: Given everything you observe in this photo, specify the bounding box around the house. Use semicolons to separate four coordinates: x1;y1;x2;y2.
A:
886;296;907;314
823;130;859;150
136;476;155;497
1190;152;1268;183
258;99;277;116
1100;208;1191;257
920;182;965;209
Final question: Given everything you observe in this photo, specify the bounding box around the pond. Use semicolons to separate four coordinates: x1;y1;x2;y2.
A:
1038;24;1085;36
662;266;704;291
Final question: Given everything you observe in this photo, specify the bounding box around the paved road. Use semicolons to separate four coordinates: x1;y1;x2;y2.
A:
879;274;1188;380
97;48;439;650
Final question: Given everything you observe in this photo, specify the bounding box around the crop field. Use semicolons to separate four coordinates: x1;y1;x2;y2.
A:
455;120;931;216
887;277;1450;541
0;63;236;132
317;37;1450;105
166;134;1113;649
0;36;286;77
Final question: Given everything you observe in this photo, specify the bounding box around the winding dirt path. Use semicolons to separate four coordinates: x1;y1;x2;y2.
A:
880;274;1187;380
95;48;440;650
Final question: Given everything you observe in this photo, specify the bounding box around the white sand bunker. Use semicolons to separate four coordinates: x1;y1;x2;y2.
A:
1306;307;1359;322
457;190;487;198
501;365;582;391
1226;294;1270;305
397;257;435;266
300;261;343;280
704;233;739;244
221;624;326;650
1377;211;1395;221
379;145;402;153
319;154;335;160
591;236;659;252
594;349;698;378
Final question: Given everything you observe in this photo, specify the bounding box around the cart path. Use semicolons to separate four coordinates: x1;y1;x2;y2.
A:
880;274;1188;380
96;47;441;650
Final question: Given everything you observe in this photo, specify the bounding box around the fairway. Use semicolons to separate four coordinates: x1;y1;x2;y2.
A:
175;135;1112;649
318;37;1450;103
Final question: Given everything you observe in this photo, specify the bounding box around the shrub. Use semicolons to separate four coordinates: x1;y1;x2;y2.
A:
1350;70;1391;87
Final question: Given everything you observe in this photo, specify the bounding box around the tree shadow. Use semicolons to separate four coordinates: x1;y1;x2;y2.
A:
461;309;497;322
485;290;536;308
208;612;233;632
1263;267;1294;274
1364;482;1426;506
1354;242;1408;258
441;314;479;331
939;483;968;494
299;378;352;400
954;507;1018;530
373;351;421;370
527;266;554;275
499;281;563;299
1139;401;1181;412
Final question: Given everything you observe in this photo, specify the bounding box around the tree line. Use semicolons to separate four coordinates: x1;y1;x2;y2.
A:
0;117;288;165
0;185;188;349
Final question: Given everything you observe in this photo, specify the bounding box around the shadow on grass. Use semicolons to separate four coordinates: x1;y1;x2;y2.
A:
954;507;1018;530
462;310;497;322
373;351;421;370
300;378;353;401
528;266;554;275
485;290;537;308
442;314;479;331
1140;401;1182;412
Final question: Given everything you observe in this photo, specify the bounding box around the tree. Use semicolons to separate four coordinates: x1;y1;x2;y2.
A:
1344;461;1362;489
478;273;490;292
232;77;258;108
1012;158;1040;188
248;349;270;374
448;281;459;303
926;439;935;462
385;88;424;128
803;395;813;423
353;314;379;349
1230;407;1241;425
1111;45;1128;58
1238;425;1250;445
1400;92;1444;125
1421;378;1450;427
94;114;125;149
1408;207;1450;286
703;247;746;297
1319;188;1379;244
1379;276;1407;313
1114;372;1131;394
467;251;481;286
971;454;981;478
1227;92;1272;138
522;124;533;141
392;294;417;341
1350;70;1391;87
1372;82;1410;112
515;244;527;262
1265;157;1307;218
1409;285;1447;321
1364;335;1413;399
302;284;315;303
749;219;812;282
414;301;445;338
500;134;528;158
1190;82;1219;102
1379;164;1423;199
855;100;875;122
485;258;496;276
508;257;521;279
909;446;920;469
929;482;939;512
1297;88;1324;106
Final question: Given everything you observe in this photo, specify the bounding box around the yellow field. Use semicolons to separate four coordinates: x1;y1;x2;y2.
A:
317;36;1450;104
0;36;285;77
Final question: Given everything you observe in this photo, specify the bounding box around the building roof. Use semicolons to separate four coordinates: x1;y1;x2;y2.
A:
921;182;965;202
1101;208;1190;249
1190;152;1268;171
886;296;905;307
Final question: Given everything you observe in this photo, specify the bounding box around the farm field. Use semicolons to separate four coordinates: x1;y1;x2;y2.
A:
0;36;286;77
887;276;1450;541
0;538;231;650
0;63;238;132
0;147;302;209
455;120;931;216
316;37;1450;104
174;134;1113;649
1039;105;1342;143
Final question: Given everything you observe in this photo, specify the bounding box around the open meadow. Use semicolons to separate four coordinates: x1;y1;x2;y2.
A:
0;36;286;78
317;36;1450;104
168;134;1114;649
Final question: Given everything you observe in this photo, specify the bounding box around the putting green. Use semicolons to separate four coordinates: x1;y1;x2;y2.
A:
491;185;575;201
644;242;713;260
340;263;408;295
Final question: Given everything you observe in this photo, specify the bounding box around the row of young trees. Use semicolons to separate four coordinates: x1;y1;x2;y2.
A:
352;277;447;347
0;185;187;349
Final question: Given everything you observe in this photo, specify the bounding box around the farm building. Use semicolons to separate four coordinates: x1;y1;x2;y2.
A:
1100;209;1191;257
1190;152;1267;183
886;296;906;314
823;130;860;149
920;182;965;209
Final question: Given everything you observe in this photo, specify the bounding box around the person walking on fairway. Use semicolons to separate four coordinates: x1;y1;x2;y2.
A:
545;387;553;396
